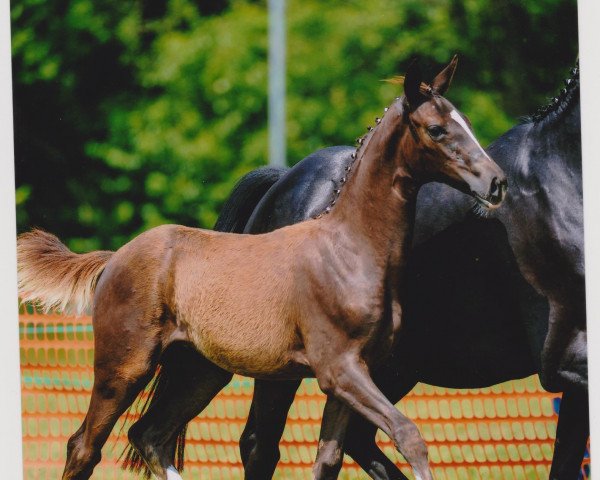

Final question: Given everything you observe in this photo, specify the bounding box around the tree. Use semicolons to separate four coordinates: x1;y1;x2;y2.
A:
12;0;579;250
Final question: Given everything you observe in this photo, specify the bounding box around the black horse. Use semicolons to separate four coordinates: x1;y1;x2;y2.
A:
210;64;586;480
120;65;584;479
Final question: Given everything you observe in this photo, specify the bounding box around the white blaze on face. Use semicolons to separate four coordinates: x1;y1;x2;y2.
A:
450;109;492;161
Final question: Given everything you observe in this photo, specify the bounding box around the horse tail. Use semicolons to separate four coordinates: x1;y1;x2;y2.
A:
213;166;288;233
17;229;113;315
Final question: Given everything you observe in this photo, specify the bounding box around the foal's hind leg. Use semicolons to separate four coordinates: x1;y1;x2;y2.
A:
127;344;232;480
240;378;301;480
63;369;154;479
312;396;351;479
62;320;161;479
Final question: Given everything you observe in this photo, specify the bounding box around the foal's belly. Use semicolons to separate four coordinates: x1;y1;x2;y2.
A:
175;285;304;378
187;313;301;377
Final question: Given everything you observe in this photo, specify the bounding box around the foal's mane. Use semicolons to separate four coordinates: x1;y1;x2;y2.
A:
524;62;580;126
313;72;446;219
313;95;408;219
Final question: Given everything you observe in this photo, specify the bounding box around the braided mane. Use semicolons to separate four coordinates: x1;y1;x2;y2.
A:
528;62;579;125
312;98;399;219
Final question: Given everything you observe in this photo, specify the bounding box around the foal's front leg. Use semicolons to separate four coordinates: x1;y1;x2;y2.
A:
313;354;432;480
343;365;418;480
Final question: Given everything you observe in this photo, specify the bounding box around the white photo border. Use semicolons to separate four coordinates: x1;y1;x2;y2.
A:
0;0;598;477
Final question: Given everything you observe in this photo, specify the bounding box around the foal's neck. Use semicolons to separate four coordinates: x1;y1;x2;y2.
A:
325;104;420;266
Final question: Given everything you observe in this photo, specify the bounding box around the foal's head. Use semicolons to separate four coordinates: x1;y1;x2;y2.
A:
392;56;507;209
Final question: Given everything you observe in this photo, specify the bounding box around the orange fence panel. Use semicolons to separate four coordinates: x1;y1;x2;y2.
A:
20;308;590;479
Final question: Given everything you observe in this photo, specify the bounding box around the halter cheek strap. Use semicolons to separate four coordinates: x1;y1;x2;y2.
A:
403;89;440;145
404;109;421;143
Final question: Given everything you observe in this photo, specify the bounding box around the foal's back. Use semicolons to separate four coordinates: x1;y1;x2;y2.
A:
97;222;326;377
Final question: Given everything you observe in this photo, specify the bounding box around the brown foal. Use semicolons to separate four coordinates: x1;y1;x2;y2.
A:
18;56;506;480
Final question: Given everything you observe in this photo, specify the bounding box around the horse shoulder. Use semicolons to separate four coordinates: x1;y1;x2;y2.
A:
500;148;584;301
293;230;387;339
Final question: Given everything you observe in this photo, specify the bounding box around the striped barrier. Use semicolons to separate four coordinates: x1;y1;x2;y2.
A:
19;306;590;479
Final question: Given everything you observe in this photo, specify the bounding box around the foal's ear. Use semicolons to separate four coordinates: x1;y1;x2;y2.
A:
404;59;426;110
431;54;458;96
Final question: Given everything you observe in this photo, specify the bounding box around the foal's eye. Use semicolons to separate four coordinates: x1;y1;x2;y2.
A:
427;125;446;140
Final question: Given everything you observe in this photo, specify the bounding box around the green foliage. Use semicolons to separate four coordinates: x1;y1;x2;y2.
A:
12;0;578;250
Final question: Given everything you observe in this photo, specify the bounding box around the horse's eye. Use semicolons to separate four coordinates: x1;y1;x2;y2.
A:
427;125;446;140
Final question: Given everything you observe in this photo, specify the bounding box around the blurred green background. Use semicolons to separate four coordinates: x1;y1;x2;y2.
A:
11;0;578;251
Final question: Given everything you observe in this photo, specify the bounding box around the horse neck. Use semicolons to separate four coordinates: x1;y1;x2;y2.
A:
525;84;582;174
325;111;419;267
496;90;581;186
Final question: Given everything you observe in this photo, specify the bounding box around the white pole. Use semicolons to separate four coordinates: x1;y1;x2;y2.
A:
0;0;24;476
268;0;286;167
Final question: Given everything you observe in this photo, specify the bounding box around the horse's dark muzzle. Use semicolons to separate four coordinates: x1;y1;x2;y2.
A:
489;177;508;206
472;176;507;209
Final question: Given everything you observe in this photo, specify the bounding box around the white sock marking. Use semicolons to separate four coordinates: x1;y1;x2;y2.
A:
166;465;183;480
450;109;491;161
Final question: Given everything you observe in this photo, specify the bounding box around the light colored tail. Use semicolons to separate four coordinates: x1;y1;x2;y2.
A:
17;229;114;315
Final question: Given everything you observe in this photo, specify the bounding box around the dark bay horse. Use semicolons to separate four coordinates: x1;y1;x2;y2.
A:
210;65;585;479
17;57;507;480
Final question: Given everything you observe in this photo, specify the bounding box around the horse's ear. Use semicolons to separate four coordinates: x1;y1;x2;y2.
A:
404;59;426;110
431;54;458;96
